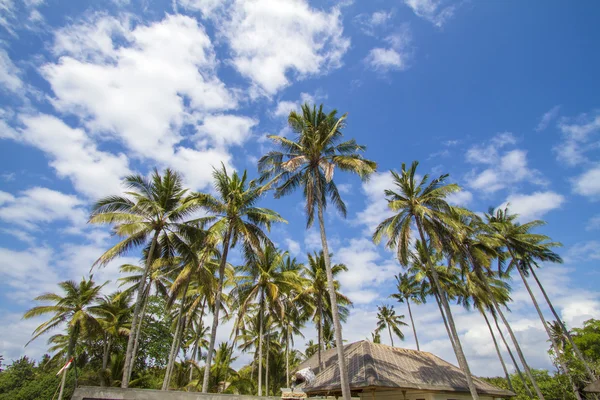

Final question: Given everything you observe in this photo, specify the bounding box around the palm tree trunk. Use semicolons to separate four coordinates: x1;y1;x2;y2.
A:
406;299;420;351
163;280;191;390
101;335;112;387
492;310;534;398
122;229;160;388
266;331;270;397
316;195;351;400
190;297;207;382
493;300;544;399
388;325;394;347
415;222;479;400
317;303;323;371
529;265;595;381
434;291;456;351
127;287;150;379
258;292;265;396
202;226;232;393
481;309;514;392
58;329;77;400
516;265;582;400
286;326;290;388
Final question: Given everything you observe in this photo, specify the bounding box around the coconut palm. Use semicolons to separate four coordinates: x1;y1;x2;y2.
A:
232;245;302;395
296;250;352;371
390;272;425;351
375;305;407;347
92;291;132;386
188;164;285;393
258;103;376;400
23;277;104;400
89;169;202;388
373;161;481;399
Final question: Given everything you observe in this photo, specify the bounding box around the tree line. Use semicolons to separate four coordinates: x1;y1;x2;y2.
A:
4;103;598;400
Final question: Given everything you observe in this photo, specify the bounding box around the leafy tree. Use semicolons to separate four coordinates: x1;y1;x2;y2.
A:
259;103;376;400
23;277;103;400
188;165;285;393
375;305;407;347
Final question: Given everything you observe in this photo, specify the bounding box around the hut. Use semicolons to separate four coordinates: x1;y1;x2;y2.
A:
295;340;514;400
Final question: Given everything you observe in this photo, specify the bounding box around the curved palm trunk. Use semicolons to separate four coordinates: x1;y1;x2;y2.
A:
316;196;351;400
258;293;265;396
101;335;112;387
58;330;77;400
122;230;160;388
406;299;420;351
516;266;582;400
415;223;479;400
202;227;232;393
492;311;533;398
387;325;394;347
127;288;150;379
190;298;207;382
493;300;544;399
529;266;595;381
286;326;290;388
481;309;514;392
266;331;270;396
163;281;191;390
317;304;324;371
434;291;456;351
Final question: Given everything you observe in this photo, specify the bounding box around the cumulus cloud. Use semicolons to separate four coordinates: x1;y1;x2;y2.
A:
402;0;458;28
354;10;393;36
209;0;350;96
365;29;412;72
555;112;600;166
355;171;395;232
499;191;565;221
466;133;547;193
572;165;600;199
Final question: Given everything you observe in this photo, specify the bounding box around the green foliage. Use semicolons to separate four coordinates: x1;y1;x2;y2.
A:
0;356;75;400
135;296;173;369
483;369;576;400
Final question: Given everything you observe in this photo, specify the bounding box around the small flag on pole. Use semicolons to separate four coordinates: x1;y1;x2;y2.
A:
56;358;74;376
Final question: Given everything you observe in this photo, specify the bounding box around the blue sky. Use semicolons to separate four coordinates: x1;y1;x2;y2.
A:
1;0;599;377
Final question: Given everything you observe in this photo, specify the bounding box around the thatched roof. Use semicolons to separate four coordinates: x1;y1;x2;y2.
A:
585;379;600;393
296;341;514;397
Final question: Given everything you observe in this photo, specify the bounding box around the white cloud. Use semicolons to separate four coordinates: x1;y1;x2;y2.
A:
446;190;473;206
466;133;546;193
14;114;130;199
535;105;560;132
0;48;23;92
284;238;301;257
572;165;600;199
403;0;457;27
213;0;350;95
354;10;392;36
365;30;412;72
0;187;87;230
336;238;401;304
566;241;600;263
272;92;320;119
355;171;395;232
499;191;565;221
37;14;253;192
555;112;600;166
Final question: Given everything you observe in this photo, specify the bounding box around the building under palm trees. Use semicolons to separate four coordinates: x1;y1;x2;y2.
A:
295;341;514;400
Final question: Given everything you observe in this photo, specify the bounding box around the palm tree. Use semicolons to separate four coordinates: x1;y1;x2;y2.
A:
296;251;352;371
390;272;424;351
258;103;376;400
23;277;104;400
375;305;407;347
370;331;381;344
189;164;285;393
373;161;481;399
92;291;132;386
89;169;202;388
232;245;302;395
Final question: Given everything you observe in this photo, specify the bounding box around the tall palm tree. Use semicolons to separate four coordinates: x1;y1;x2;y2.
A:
24;277;104;400
373;161;481;399
232;245;302;395
189;164;285;393
89;169;201;388
258;103;376;400
92;291;132;386
296;251;352;371
390;272;424;351
375;305;407;347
